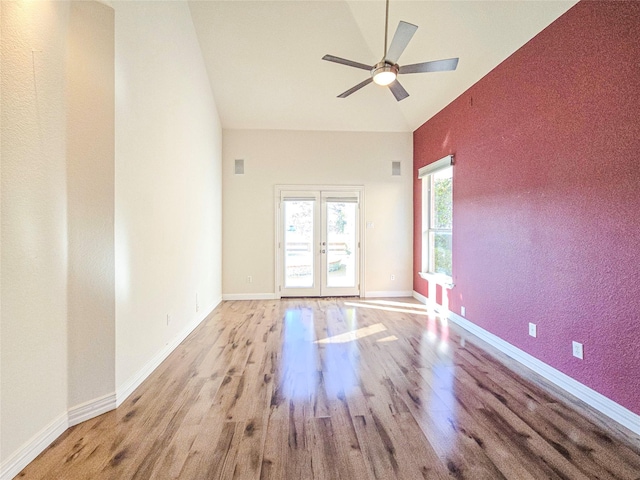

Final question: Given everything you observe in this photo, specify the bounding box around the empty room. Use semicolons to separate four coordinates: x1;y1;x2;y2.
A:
1;0;639;479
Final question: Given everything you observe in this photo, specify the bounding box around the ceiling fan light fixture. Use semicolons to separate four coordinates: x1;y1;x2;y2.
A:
372;63;398;86
322;0;459;101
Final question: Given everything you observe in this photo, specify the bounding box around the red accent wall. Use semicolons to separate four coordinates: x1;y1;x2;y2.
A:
413;1;640;415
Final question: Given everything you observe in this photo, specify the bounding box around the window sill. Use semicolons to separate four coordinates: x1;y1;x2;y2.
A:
419;272;455;289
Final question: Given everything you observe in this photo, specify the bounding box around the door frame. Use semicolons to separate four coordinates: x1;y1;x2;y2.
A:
275;185;365;299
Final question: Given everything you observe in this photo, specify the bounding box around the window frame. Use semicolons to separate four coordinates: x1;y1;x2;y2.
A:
418;155;454;287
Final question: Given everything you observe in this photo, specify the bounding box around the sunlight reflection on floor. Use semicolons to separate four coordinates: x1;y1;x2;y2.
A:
315;322;387;344
344;300;429;316
281;308;317;399
281;300;453;410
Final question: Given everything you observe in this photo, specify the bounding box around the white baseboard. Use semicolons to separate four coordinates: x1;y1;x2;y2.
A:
1;393;119;479
68;392;117;427
412;290;428;305
222;293;277;301
1;299;223;480
0;412;68;480
223;292;415;300
364;290;413;298
412;291;640;436
116;299;220;407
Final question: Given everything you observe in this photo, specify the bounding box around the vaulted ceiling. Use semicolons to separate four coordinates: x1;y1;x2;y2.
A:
189;1;577;132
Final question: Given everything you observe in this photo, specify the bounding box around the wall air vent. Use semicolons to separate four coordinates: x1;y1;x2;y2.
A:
235;159;244;175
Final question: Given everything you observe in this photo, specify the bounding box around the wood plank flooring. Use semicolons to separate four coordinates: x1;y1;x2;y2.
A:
17;298;640;479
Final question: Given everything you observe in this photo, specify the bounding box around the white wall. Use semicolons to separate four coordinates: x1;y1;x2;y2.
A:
222;129;413;298
66;0;116;412
1;1;223;474
114;1;223;392
1;0;70;463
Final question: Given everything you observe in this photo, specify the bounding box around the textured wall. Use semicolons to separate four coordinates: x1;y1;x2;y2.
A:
66;0;116;411
1;0;70;462
114;1;222;390
1;0;222;468
413;1;640;414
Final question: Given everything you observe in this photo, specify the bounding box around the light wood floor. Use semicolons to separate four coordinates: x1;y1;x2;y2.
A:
18;298;640;479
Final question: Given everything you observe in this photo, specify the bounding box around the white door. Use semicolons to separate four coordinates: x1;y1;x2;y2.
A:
278;188;361;297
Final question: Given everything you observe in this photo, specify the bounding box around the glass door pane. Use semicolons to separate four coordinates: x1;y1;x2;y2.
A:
279;188;360;298
284;200;315;288
325;201;357;288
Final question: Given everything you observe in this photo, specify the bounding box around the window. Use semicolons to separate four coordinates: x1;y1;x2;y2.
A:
419;156;453;281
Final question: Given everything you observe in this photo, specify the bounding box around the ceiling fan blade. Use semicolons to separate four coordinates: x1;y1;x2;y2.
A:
388;80;409;102
385;21;418;64
399;58;459;74
337;77;374;98
322;55;372;71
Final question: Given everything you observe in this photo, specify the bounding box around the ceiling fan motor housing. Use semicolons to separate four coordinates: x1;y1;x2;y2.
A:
372;61;399;85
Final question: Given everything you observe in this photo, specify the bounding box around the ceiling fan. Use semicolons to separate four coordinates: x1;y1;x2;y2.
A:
322;0;459;101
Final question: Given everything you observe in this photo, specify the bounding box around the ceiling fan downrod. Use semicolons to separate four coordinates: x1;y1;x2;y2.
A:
384;0;390;58
321;0;460;101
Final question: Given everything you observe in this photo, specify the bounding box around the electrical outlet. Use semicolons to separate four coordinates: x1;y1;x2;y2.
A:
390;274;395;281
247;275;253;284
529;323;537;338
166;314;171;326
460;306;466;317
572;341;584;359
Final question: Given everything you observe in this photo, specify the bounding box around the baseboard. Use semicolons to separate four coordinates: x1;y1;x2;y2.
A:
116;299;220;406
364;290;413;298
222;292;415;300
412;290;428;305
2;392;120;479
412;291;640;436
0;299;222;480
222;293;277;301
0;412;68;480
68;392;117;427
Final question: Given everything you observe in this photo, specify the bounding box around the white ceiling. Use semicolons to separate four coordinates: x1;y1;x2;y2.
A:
188;1;577;133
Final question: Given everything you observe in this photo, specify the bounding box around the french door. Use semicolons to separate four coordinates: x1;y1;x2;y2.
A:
276;187;363;297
